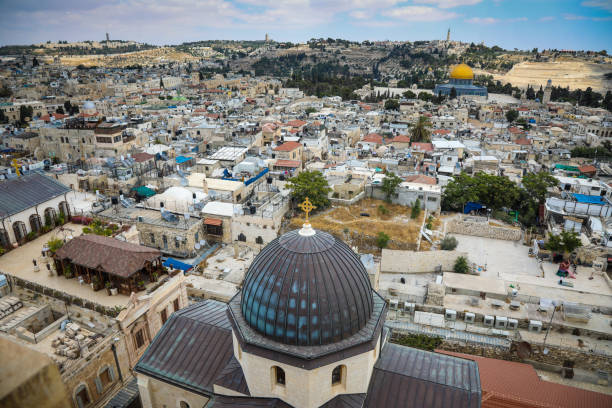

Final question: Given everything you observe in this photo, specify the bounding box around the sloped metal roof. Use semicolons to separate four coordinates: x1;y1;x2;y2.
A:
134;300;234;396
0;173;71;218
364;343;481;408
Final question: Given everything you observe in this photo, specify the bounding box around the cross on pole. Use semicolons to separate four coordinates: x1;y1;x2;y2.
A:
298;197;316;223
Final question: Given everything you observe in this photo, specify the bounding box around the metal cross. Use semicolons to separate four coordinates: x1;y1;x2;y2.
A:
298;197;316;222
11;159;20;176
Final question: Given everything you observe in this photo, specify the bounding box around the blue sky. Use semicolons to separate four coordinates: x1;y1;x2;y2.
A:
0;0;611;51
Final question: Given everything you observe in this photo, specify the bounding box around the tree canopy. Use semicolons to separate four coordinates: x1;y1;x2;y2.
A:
411;116;432;143
287;170;332;210
521;171;558;204
505;109;519;123
384;99;400;110
381;171;402;202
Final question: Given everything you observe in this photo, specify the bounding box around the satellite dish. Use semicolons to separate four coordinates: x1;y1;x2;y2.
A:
195;243;201;250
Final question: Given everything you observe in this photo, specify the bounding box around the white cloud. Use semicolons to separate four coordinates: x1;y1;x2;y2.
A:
465;17;500;24
581;0;612;13
413;0;481;8
563;13;589;20
382;6;459;21
349;10;369;19
507;17;527;22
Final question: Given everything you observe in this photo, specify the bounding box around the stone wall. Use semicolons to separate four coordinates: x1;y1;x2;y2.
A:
381;249;468;274
438;339;612;372
446;219;522;241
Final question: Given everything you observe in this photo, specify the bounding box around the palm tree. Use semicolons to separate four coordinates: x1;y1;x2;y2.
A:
411;116;432;143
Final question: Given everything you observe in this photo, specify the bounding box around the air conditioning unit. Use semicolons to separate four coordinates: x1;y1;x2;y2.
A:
507;318;518;330
484;315;495;327
445;309;457;321
389;299;398;310
403;302;415;313
495;316;508;329
528;320;542;332
464;312;475;323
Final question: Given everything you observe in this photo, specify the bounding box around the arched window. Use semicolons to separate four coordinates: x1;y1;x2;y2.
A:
179;401;190;408
95;365;115;394
12;221;27;244
331;365;346;387
273;366;285;385
237;233;246;242
58;201;71;219
74;384;91;408
29;214;42;233
0;229;10;248
44;207;57;227
255;236;264;245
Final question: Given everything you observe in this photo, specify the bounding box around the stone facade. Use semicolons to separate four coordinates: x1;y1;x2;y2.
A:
137;375;210;408
232;332;381;408
116;272;188;369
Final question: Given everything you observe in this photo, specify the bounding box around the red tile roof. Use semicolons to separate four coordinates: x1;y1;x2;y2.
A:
391;134;411;143
411;142;434;152
515;138;532;145
579;165;597;173
132;152;155;163
433;129;451;135
508;127;524;134
204;218;223;226
437;350;612;408
274;159;301;168
405;174;436;185
363;133;384;144
273;141;302;151
286;119;307;128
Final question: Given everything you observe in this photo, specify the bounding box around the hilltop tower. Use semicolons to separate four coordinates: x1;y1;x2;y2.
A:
446;27;451;42
543;79;552;104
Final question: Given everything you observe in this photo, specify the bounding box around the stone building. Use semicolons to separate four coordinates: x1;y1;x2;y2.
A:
134;222;482;407
0;173;72;248
116;272;188;369
434;64;487;99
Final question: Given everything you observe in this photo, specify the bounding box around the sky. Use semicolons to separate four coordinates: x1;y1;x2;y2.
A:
0;0;611;51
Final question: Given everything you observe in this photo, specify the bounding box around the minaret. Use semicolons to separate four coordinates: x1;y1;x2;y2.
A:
446;27;451;42
543;79;552;104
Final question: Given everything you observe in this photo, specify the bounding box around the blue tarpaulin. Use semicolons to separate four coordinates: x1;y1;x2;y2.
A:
175;156;192;165
572;194;606;205
163;258;193;271
464;202;484;214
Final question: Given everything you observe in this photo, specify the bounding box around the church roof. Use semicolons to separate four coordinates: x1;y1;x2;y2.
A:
240;229;374;347
364;343;481;408
134;301;234;396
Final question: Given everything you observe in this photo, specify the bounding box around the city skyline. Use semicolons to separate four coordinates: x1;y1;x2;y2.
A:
0;0;611;51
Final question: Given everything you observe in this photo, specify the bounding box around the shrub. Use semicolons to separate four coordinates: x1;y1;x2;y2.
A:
377;231;390;249
440;236;458;250
378;205;388;215
454;256;469;274
411;199;421;219
392;334;442;351
47;238;64;253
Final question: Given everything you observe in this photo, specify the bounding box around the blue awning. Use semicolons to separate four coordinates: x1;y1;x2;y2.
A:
175;156;192;165
163;258;193;271
572;194;606;205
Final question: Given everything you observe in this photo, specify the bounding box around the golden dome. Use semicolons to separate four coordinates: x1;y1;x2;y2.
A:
450;63;474;80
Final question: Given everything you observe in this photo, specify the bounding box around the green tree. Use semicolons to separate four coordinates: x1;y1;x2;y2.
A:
449;87;457;99
46;238;64;253
381;172;402;202
160;77;165;88
442;172;522;213
403;90;416;99
560;231;582;253
55;107;64;115
384;99;400;110
377;231;390;249
417;92;433;102
522;171;558;204
0;110;7;124
411;199;421;219
305;107;317;114
454;256;469;274
505;109;519;123
411;116;432;143
287;170;332;210
440;236;458;250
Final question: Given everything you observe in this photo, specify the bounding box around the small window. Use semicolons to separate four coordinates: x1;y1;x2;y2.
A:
75;385;91;408
150;233;155;244
256;236;264;245
161;308;168;324
179;401;190;408
99;367;112;387
332;365;342;385
173;298;180;312
275;366;285;385
238;233;246;242
134;329;145;349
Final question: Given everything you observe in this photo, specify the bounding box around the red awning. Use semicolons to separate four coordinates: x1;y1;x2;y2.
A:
204;218;223;226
